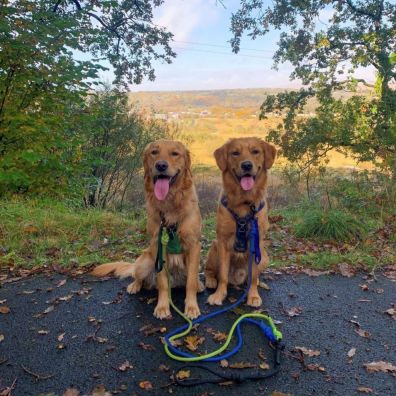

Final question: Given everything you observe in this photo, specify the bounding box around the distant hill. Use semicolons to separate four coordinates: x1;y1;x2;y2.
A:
128;88;287;112
128;87;372;113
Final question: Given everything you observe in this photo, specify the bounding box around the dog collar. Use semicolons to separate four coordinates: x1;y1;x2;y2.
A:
220;196;264;262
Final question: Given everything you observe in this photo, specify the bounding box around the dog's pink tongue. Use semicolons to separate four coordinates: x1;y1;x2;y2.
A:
240;176;255;191
154;178;170;200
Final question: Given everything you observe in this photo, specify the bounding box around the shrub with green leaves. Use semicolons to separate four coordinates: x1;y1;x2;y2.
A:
295;209;367;242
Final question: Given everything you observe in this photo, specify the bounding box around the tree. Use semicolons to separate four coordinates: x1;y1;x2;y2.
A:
230;1;396;177
78;88;170;208
0;1;174;196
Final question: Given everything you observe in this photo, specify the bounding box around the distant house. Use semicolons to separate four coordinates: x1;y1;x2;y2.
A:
154;113;167;120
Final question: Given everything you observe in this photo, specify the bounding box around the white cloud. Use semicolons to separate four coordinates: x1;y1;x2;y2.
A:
154;0;219;42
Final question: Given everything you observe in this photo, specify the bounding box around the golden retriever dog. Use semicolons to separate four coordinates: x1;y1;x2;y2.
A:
92;140;202;320
205;137;276;307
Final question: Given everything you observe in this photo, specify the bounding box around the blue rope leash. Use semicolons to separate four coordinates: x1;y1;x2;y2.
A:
164;214;282;362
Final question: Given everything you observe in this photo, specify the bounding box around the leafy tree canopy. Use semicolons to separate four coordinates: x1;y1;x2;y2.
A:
0;0;174;196
230;0;396;175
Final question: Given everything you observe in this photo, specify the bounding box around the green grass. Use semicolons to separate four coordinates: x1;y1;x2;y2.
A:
1;199;394;272
294;208;367;242
0;199;148;268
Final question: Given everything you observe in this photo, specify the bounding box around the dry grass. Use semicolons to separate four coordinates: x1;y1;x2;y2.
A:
179;116;373;171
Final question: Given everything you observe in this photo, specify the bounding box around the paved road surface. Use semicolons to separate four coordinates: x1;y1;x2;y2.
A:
1;272;395;395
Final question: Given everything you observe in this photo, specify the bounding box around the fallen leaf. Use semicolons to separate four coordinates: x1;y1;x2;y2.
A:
286;307;302;317
302;269;330;277
176;370;190;380
63;389;80;396
59;295;73;302
0;334;4;342
139;324;167;336
260;362;270;370
43;305;54;314
385;307;395;317
22;290;35;294
158;364;169;372
23;225;39;234
347;348;356;362
184;335;205;351
359;284;369;291
139;381;153;390
0;299;6;304
306;364;326;372
138;342;155;351
295;346;320;357
258;281;270;290
95;337;108;344
0;306;10;314
56;279;67;287
229;362;256;369
90;385;111;396
338;263;355;277
212;331;227;342
220;359;229;368
270;392;293;396
355;328;371;338
117;360;133;372
363;361;396;373
357;387;373;394
57;343;66;349
58;333;65;341
38;330;49;335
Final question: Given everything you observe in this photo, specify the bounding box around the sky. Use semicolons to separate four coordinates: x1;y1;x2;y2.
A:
101;0;376;92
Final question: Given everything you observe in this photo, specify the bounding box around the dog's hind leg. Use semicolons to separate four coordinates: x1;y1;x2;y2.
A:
126;252;154;294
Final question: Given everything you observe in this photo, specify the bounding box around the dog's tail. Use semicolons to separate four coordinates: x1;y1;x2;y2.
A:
91;261;134;279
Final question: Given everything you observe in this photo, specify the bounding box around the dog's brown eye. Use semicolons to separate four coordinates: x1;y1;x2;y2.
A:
171;151;179;157
231;151;240;156
252;149;260;155
151;149;159;155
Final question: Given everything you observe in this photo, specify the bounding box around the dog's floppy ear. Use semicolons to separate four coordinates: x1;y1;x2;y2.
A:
261;141;277;170
143;142;153;175
214;143;228;171
184;148;192;171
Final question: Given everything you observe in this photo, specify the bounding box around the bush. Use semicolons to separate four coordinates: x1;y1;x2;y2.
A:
295;208;367;242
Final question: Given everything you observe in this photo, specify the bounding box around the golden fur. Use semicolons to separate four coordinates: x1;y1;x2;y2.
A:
205;137;276;307
92;140;203;319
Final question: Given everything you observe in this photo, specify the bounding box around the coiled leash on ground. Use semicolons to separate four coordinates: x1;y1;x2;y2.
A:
158;204;284;386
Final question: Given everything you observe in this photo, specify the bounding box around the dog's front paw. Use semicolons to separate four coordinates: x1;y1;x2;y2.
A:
247;293;262;307
207;290;226;306
205;277;217;289
126;280;142;294
185;302;201;319
154;304;171;319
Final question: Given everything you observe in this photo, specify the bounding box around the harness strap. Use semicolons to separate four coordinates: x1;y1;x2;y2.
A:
221;196;265;263
155;214;182;273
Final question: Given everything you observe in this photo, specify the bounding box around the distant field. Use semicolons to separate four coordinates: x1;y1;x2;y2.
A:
129;88;374;170
178;116;371;170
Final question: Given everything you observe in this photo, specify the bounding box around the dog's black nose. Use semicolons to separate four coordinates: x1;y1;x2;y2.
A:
155;161;168;172
241;161;253;172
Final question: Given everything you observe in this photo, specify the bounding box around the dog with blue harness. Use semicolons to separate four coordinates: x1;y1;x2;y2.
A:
205;137;277;307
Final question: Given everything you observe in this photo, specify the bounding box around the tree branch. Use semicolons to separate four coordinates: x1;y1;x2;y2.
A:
344;0;378;20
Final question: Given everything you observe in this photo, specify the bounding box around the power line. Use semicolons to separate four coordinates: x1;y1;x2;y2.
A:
173;40;274;54
172;46;273;59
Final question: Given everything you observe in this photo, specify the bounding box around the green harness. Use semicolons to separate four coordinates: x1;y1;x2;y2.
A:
155;215;182;273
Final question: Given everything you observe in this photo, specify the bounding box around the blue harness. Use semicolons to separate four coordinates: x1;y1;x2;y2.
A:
220;196;265;264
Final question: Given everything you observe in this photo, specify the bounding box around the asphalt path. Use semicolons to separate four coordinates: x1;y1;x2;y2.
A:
1;272;395;396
